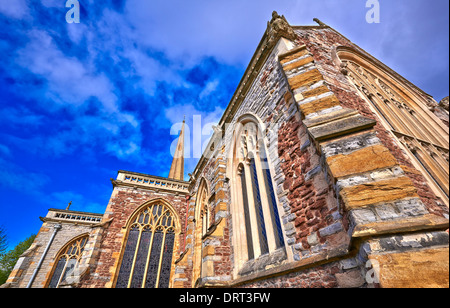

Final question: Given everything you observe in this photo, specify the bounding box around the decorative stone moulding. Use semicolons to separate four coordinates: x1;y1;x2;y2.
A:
277;44;449;241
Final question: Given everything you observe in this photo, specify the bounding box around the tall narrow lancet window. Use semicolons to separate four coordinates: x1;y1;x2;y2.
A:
237;163;254;261
231;117;285;269
337;47;449;206
47;235;88;288
192;180;210;286
249;156;269;255
259;142;284;249
115;202;177;288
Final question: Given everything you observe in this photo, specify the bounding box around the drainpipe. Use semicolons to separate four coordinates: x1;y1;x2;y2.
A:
183;195;190;251
26;223;62;288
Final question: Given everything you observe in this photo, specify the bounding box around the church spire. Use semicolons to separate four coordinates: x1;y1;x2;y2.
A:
168;117;185;181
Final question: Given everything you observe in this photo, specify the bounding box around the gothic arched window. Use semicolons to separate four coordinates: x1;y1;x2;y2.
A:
230;117;285;271
115;201;178;288
192;179;210;286
337;47;449;206
47;234;88;288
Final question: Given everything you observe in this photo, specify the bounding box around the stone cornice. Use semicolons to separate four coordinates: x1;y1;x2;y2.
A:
113;170;189;195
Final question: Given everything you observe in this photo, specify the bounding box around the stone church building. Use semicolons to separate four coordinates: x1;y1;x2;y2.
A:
3;12;449;288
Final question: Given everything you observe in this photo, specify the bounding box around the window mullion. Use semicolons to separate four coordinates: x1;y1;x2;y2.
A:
127;227;143;288
155;229;167;288
141;228;155;288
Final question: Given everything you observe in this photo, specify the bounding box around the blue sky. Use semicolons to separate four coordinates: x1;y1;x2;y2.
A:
0;0;448;250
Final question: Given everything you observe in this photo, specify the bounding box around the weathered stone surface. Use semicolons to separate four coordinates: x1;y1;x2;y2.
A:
335;269;365;288
326;144;398;179
373;204;401;220
370;231;449;253
320;131;380;157
369;247;449;288
301;85;332;100
340;176;419;210
308;114;377;141
288;69;324;90
299;94;341;117
350;208;378;225
319;222;343;237
279;45;309;64
394;198;429;216
439;96;449;111
283;56;314;72
303;108;358;128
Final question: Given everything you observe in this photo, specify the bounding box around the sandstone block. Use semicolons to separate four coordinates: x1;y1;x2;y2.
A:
301;85;332;100
340;177;419;210
299;95;341;116
288;69;324;90
279;46;309;64
283;56;314;72
326;144;398;179
369;247;449;288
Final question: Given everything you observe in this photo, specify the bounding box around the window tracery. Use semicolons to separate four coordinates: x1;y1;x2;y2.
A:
231;118;285;270
47;235;88;288
340;52;449;205
115;202;177;288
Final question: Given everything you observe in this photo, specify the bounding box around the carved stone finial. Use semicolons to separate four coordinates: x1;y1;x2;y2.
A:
271;11;281;21
439;96;449;111
65;201;72;211
313;18;327;27
265;11;297;48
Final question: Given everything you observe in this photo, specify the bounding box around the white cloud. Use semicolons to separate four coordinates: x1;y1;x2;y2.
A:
0;0;29;19
16;30;119;113
12;28;148;162
199;79;219;100
123;0;272;65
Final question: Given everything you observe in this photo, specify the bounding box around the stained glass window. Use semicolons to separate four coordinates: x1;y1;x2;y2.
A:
234;119;286;266
116;203;177;288
47;235;88;288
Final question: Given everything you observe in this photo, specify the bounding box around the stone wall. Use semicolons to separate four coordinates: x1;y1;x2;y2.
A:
294;26;448;217
14;218;97;288
81;184;188;288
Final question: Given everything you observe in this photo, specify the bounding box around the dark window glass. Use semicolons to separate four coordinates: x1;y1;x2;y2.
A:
240;168;254;260
250;158;269;255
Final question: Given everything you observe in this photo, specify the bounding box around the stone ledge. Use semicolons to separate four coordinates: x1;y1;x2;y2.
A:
366;231;449;254
308;114;376;142
303;108;359;128
340;176;419;210
352;213;449;238
238;248;287;276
